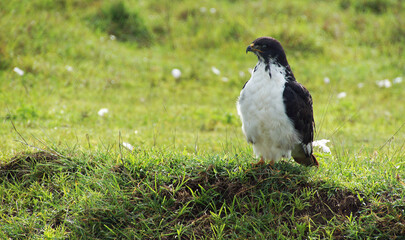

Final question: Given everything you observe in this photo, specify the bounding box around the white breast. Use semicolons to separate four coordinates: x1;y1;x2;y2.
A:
237;62;300;161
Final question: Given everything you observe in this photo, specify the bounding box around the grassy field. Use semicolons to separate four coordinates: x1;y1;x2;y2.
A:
1;0;404;238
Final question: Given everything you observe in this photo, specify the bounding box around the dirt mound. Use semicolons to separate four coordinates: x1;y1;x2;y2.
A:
0;151;60;182
168;165;363;234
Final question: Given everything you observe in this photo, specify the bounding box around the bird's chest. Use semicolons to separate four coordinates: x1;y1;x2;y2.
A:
238;64;288;122
237;63;297;146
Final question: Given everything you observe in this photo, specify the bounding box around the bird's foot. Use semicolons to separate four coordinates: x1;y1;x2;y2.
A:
254;157;266;166
267;159;280;172
249;157;266;171
249;158;279;172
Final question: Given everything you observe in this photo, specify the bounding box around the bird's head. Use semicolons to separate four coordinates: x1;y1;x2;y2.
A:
246;37;288;66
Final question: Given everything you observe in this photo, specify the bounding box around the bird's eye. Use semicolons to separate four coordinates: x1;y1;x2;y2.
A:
262;45;268;49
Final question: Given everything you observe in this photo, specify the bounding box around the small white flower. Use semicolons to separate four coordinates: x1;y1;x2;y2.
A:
13;67;24;76
337;92;347;99
171;68;182;79
109;35;116;41
393;77;402;84
211;66;220;75
65;65;73;72
122;142;134;151
323;77;330;84
376;79;391;88
239;71;245;78
200;7;207;13
357;82;364;88
134;130;139;134
221;77;229;82
98;108;109;116
209;8;216;14
313;139;331;153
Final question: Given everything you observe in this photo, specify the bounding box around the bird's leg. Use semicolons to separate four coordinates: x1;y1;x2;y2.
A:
255;156;265;166
247;157;265;171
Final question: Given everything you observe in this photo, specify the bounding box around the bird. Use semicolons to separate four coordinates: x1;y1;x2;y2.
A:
236;37;318;167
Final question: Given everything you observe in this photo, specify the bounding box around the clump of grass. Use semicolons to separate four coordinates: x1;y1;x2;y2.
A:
90;1;152;44
0;151;58;181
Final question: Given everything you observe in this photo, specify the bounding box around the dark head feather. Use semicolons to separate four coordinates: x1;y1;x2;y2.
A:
246;37;288;67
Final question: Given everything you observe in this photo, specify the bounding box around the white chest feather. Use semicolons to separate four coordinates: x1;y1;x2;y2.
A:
237;62;300;161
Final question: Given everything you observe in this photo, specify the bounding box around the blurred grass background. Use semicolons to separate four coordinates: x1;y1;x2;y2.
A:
0;0;404;158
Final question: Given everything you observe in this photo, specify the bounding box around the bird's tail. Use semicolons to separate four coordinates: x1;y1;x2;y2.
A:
292;154;319;167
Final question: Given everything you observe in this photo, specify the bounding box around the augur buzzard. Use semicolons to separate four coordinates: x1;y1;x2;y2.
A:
237;37;318;167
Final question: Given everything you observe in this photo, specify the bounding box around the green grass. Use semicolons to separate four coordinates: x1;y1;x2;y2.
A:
1;0;404;238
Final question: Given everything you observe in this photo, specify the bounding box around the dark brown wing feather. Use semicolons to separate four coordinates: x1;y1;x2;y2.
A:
283;81;314;146
283;80;317;166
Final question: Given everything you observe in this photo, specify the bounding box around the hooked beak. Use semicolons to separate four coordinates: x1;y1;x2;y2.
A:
246;44;253;53
246;43;262;54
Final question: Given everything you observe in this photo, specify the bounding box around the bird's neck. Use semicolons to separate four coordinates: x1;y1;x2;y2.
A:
255;60;296;82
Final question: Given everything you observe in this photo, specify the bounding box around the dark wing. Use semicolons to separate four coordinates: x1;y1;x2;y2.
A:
283;81;315;154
